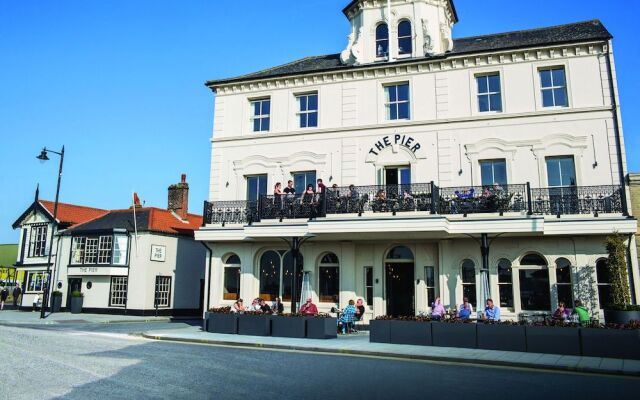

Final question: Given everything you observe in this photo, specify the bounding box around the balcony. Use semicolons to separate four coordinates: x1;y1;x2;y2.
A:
202;183;625;226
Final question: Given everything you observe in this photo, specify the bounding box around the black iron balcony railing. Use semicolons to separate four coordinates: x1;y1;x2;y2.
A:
203;183;625;226
531;185;623;217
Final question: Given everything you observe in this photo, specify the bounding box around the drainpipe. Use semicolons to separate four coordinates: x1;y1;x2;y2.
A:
626;234;637;304
604;40;629;216
201;242;214;317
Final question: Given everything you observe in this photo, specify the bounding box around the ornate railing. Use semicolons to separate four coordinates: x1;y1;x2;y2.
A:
436;184;528;216
203;183;626;225
531;185;623;216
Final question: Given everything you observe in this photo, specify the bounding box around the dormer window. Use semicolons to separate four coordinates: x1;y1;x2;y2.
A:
375;23;389;58
398;21;412;55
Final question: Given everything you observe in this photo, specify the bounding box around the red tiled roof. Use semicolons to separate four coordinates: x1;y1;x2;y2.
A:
39;200;108;226
146;208;202;235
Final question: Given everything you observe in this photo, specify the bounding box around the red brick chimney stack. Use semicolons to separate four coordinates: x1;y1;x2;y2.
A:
168;174;189;220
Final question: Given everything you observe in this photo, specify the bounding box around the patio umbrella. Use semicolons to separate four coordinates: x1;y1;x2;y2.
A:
299;272;312;311
478;268;491;319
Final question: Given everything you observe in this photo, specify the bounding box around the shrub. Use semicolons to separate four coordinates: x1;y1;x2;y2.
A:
208;306;231;314
51;290;63;297
605;233;631;307
71;290;83;298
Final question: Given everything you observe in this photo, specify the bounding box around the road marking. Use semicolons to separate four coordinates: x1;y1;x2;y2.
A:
68;331;145;341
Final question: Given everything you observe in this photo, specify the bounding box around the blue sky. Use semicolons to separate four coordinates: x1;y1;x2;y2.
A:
1;0;638;244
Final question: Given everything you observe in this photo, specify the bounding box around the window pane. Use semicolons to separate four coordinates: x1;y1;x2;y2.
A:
282;252;303;302
554;88;567;107
387;246;414;260
298;96;307;112
477;76;488;94
490;94;502;111
308;94;318;111
520;254;547;266
247;177;258;201
461;260;475;283
294;173;306;194
400;168;411;185
258;175;268;196
253;102;261;116
480;161;493;186
319;266;339;303
398;102;410;119
262;100;270;115
488;75;501;92
559;157;576;186
557;284;573;307
546;159;562;187
259;251;280;301
262;117;270;131
112;235;128;266
398;21;411;37
397;84;409;101
499;284;514;308
307;112;318;128
540;70;552;88
596;260;610;283
598;285;613;308
299;114;307;128
398;38;412;54
478;95;489;112
389;105;398;120
463;284;476;308
493;160;507;185
376;24;388;40
226;254;241;264
425;266;435;287
386;86;396;102
497;259;512;283
224;267;241;300
306;171;317;186
519;269;551;310
542;89;554;107
552;68;566;86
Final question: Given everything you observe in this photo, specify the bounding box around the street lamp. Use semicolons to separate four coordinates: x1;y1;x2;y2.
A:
37;146;65;319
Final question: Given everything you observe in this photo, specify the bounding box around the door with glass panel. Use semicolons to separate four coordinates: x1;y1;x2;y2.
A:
545;156;577;215
384;166;411;199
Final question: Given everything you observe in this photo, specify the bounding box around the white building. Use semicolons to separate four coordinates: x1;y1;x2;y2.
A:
197;0;639;321
13;175;206;316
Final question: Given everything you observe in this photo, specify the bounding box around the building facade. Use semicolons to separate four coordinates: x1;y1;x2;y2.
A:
197;0;639;321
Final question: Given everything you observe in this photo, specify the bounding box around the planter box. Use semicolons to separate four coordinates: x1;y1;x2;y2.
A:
431;323;477;349
603;310;640;325
271;316;306;338
525;326;580;356
580;328;640;360
206;313;238;334
369;320;391;343
237;314;271;336
70;297;83;314
306;317;337;339
477;324;526;352
51;295;63;313
388;320;432;346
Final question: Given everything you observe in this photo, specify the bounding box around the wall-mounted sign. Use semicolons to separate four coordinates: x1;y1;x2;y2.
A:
368;134;422;156
150;245;166;262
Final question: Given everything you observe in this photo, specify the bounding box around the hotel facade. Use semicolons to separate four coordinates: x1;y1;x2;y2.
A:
197;0;639;321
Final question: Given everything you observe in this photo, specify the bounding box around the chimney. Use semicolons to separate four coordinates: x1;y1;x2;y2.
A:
168;174;189;220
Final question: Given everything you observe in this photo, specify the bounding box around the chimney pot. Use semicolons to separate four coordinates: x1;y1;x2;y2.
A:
168;174;189;220
181;174;186;183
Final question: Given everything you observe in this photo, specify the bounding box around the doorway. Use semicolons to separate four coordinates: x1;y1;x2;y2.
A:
66;278;82;310
384;246;415;316
384;167;411;198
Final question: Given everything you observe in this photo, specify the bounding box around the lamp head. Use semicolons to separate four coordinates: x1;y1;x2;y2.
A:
36;149;49;162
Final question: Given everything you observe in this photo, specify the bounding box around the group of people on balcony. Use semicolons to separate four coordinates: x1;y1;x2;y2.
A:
430;297;501;321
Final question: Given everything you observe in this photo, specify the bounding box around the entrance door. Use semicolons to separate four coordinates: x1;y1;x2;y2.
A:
385;167;411;198
384;246;415;316
66;278;82;310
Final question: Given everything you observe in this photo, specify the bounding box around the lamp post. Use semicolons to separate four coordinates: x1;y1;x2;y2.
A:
37;146;65;319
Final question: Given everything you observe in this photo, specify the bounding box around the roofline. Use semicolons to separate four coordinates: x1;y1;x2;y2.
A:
342;0;458;23
205;21;611;90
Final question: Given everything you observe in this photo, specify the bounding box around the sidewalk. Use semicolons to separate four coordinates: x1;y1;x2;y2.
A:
142;325;640;377
0;310;175;325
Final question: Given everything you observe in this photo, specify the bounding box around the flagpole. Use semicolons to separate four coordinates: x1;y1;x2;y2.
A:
388;0;394;62
132;192;139;257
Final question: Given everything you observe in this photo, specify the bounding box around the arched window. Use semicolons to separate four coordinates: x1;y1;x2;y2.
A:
386;246;414;260
497;258;513;308
376;23;389;58
223;254;241;300
259;250;304;302
518;253;550;310
398;20;412;55
319;253;339;303
555;258;573;307
596;258;613;308
461;259;476;307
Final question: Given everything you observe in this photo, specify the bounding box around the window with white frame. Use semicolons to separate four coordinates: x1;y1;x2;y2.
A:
97;236;113;264
397;20;412;55
540;67;568;107
250;98;271;132
223;254;241;301
318;253;339;303
497;259;514;308
30;225;48;257
110;276;128;307
112;235;128;265
375;23;389;57
154;276;171;308
555;258;573;307
480;159;507;186
292;171;316;194
84;238;99;264
476;74;502;112
26;271;49;293
296;93;318;128
246;175;268;202
384;83;410;120
425;266;436;307
596;258;613;308
71;237;86;264
461;259;477;308
364;266;373;307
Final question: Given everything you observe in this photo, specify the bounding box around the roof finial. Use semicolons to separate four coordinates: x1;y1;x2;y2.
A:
35;184;40;202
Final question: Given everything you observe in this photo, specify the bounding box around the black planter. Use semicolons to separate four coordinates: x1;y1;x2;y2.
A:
51;295;63;313
206;313;238;334
389;320;432;346
477;324;526;352
369;320;391;343
70;297;83;314
237;314;271;336
431;322;477;349
271;316;306;338
525;326;580;356
603;310;640;325
306;317;338;339
580;328;640;360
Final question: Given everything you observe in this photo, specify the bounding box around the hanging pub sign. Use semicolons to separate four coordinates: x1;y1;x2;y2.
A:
368;134;422;156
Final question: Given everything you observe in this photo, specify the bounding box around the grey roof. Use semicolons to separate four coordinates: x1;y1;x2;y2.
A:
206;20;611;89
67;210;149;234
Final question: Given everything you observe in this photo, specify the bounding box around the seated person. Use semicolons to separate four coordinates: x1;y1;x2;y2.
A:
259;299;272;313
571;300;590;325
231;299;245;313
248;298;261;312
457;297;473;320
348;185;359;200
482;298;500;321
374;190;387;211
552;302;571;321
272;297;284;314
431;297;446;321
299;297;318;315
354;299;365;321
338;300;357;334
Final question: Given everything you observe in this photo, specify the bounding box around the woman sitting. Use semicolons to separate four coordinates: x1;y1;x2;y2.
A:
231;299;245;313
552;302;571;321
272;297;284;315
338;300;357;334
431;297;446;321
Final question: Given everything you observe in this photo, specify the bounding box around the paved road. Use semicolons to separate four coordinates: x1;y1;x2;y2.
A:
0;322;638;400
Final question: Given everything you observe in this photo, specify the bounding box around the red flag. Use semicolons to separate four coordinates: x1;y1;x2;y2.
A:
133;192;141;207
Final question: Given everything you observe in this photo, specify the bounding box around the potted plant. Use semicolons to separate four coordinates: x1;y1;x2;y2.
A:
580;321;640;360
205;307;238;334
602;234;640;324
237;311;271;336
373;316;433;346
306;313;337;339
525;320;581;356
271;313;306;338
50;290;63;313
431;319;477;349
70;291;84;314
476;320;526;352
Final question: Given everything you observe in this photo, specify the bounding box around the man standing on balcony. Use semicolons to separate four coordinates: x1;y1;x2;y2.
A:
284;180;296;196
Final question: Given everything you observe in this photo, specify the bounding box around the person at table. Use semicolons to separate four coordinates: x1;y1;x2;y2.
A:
572;300;590;325
458;302;472;320
552;301;571;321
231;299;245;313
431;297;446;321
339;300;357;334
299;297;318;315
272;297;284;314
259;299;272;313
354;298;365;321
458;297;474;315
248;298;261;312
283;180;296;196
483;298;500;321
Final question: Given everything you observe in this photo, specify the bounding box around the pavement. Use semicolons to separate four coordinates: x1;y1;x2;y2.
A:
143;324;640;378
0;309;178;325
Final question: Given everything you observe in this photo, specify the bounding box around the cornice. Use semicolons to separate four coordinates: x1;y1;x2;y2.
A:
214;41;609;96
